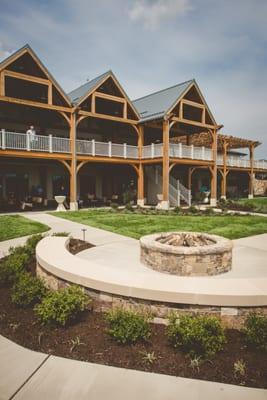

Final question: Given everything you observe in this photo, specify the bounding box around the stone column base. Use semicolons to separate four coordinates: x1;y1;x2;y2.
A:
70;201;79;211
137;199;145;207
210;198;217;207
157;200;169;210
220;195;226;200
248;194;254;199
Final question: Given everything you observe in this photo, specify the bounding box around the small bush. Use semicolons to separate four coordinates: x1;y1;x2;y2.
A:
167;313;226;358
124;203;134;212
25;234;44;256
34;285;90;326
52;232;70;237
0;250;29;286
173;206;182;214
11;272;47;307
243;313;267;351
105;308;151;344
188;206;199;214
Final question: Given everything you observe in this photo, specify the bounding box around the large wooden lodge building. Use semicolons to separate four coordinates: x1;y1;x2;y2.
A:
0;45;266;211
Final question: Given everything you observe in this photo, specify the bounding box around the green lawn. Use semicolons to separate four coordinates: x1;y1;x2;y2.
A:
51;210;267;240
0;215;49;242
237;197;267;214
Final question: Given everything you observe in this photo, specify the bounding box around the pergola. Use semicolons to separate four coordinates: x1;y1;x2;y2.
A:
170;132;259;199
170;131;260;150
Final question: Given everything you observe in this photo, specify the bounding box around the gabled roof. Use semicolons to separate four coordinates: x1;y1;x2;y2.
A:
0;44;71;106
68;70;111;105
132;79;193;122
68;71;140;119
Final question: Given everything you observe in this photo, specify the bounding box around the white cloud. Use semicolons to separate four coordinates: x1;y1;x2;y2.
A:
129;0;192;28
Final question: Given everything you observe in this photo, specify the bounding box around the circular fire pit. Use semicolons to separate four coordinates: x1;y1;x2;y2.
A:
140;232;232;276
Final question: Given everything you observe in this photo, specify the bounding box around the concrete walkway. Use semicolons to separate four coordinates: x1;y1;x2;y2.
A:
1;212;267;279
1;335;266;400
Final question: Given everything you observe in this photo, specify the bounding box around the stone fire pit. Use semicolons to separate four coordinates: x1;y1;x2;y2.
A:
140;232;232;276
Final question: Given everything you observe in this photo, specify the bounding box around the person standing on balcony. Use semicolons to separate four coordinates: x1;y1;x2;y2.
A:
26;125;36;142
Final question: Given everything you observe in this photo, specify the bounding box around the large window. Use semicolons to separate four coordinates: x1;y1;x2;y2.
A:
5;76;48;103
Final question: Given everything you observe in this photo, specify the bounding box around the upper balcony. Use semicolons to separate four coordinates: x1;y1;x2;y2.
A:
1;130;267;170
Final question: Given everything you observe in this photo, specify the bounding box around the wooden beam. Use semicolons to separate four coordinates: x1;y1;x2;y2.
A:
123;100;127;119
3;70;50;86
0;72;4;96
94;91;125;103
181;99;205;109
78;109;138;125
48;82;52;105
0;95;72;113
0;150;71;160
171;116;216;129
91;93;95;113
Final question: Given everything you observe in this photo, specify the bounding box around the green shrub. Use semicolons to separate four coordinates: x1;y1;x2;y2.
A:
174;206;182;214
11;272;47;307
25;234;44;256
167;313;226;358
34;285;90;326
188;206;199;214
52;232;70;237
106;308;151;344
124;203;134;212
0;250;29;286
243;313;267;351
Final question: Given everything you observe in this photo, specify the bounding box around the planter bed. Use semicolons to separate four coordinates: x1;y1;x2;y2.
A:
0;286;266;389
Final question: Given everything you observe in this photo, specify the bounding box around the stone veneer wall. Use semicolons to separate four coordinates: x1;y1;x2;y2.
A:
37;263;267;329
254;179;267;196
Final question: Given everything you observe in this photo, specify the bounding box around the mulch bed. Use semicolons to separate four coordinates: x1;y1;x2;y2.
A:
68;238;94;254
0;241;266;389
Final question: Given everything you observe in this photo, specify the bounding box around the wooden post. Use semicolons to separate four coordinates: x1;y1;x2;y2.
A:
138;125;144;159
0;72;5;96
137;163;144;207
70;112;78;210
210;129;217;206
137;125;145;206
221;141;228;199
162;119;170;209
248;144;255;199
188;167;193;190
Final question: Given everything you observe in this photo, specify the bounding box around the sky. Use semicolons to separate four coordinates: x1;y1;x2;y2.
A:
0;0;266;158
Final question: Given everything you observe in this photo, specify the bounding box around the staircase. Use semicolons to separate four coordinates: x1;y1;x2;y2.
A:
146;166;191;207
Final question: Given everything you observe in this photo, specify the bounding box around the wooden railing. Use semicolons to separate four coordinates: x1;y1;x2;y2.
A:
1;130;267;169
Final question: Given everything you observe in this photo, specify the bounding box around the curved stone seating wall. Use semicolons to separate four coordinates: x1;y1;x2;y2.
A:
140;232;232;276
36;237;267;327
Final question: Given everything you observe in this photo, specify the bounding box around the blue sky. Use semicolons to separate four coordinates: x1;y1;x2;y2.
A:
0;0;266;157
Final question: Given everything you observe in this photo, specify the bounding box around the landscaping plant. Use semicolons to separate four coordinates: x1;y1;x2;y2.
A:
0;247;29;286
35;285;90;326
167;313;226;358
11;272;47;307
105;308;151;344
243;313;267;351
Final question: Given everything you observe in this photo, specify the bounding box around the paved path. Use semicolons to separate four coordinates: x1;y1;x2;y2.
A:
1;335;266;400
1;212;267;279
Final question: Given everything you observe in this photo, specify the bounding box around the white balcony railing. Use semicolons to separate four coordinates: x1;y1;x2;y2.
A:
1;130;267;169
